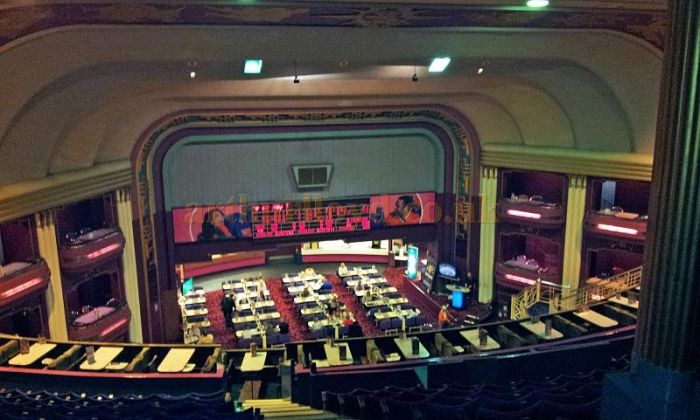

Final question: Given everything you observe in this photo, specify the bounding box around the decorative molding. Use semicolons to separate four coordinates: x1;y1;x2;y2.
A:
0;161;132;223
481;145;653;181
0;2;665;50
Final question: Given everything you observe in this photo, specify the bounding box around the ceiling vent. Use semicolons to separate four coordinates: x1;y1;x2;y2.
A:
291;164;333;191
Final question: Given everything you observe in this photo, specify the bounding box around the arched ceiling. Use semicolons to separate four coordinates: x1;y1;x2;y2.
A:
0;1;663;186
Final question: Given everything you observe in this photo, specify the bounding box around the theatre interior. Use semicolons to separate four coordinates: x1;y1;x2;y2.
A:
0;1;698;419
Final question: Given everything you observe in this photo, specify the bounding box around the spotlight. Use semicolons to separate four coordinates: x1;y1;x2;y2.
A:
293;60;300;84
477;67;484;75
412;64;418;82
187;61;197;79
190;71;196;79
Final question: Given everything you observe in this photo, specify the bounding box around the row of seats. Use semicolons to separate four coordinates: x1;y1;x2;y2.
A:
0;388;255;420
322;355;630;419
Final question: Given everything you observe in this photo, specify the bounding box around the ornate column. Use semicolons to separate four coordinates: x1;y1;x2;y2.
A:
561;175;586;300
477;167;498;303
117;188;144;343
35;210;68;340
602;0;700;417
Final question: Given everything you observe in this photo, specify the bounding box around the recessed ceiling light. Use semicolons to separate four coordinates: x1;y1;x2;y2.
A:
244;59;263;74
526;0;549;8
428;57;451;73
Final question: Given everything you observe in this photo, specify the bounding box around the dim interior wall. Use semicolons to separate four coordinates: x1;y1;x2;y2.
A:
162;130;444;209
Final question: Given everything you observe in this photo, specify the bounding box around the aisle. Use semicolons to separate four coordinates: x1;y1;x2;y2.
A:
327;274;382;337
204;289;238;348
265;277;311;342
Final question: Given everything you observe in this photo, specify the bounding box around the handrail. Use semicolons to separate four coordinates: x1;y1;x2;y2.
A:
556;266;642;311
510;266;642;318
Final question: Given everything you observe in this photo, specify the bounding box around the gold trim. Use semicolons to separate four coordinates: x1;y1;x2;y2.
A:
481;146;652;181
0;161;132;222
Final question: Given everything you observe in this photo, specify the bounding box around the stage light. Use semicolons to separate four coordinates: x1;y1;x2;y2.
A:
428;57;451;72
596;223;639;235
293;60;300;84
190;71;196;79
477;67;484;74
507;209;542;219
526;0;549;7
244;59;263;74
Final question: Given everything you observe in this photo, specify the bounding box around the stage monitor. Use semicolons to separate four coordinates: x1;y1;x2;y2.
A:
182;278;194;295
439;263;457;278
407;245;419;279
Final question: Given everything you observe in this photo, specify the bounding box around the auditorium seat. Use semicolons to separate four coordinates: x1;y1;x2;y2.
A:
0;339;19;365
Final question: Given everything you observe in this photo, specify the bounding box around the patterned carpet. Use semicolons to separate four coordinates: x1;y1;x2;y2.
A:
327;274;382;337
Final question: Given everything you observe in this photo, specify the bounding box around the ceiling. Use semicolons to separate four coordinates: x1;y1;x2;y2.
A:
0;1;664;187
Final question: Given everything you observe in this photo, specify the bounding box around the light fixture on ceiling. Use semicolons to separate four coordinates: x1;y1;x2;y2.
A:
412;64;418;82
526;0;549;8
477;67;484;75
187;60;197;79
244;59;263;74
476;60;489;75
428;57;451;73
293;60;300;84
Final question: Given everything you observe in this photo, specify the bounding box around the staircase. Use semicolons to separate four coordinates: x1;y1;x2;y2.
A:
242;398;339;419
510;266;643;319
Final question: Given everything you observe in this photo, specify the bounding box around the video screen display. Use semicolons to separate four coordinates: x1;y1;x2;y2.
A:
251;198;371;239
172;205;252;243
171;192;435;243
369;192;436;228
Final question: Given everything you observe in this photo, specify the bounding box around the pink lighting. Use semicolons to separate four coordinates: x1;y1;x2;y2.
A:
100;318;129;337
504;274;537;285
86;243;121;259
596;223;639;235
0;278;44;298
506;209;542;219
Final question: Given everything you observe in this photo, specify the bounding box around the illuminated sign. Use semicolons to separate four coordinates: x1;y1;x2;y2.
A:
407;245;419;279
251;198;371;239
596;223;639;235
506;209;542;219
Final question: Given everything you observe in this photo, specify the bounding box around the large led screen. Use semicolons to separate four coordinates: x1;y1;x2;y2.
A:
172;205;252;243
369;192;436;228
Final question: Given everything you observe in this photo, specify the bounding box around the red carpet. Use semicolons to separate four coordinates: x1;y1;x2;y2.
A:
327;274;382;337
204;289;238;349
265;277;311;342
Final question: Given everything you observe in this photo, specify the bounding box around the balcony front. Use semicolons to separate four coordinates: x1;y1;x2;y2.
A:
0;259;50;308
59;228;125;273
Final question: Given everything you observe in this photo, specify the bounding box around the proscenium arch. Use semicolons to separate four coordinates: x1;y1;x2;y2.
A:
130;105;479;341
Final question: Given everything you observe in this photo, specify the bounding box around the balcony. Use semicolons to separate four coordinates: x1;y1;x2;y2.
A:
498;196;564;227
68;301;131;342
584;209;647;242
0;259;50;308
59;228;125;273
495;256;560;289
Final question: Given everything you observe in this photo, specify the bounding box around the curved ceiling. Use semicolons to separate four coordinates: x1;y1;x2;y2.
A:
0;14;662;186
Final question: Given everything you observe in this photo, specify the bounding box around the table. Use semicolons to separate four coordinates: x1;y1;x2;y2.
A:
184;307;208;317
460;329;501;352
157;348;196;373
393;337;429;359
232;312;280;325
237;300;276;311
9;343;56;366
364;297;408;308
519;321;564;340
609;295;639;309
374;309;420;321
283;273;325;283
574;310;619;328
294;293;334;305
354;286;397;297
80;346;124;370
324;343;354;366
345;277;387;288
241;351;267;372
